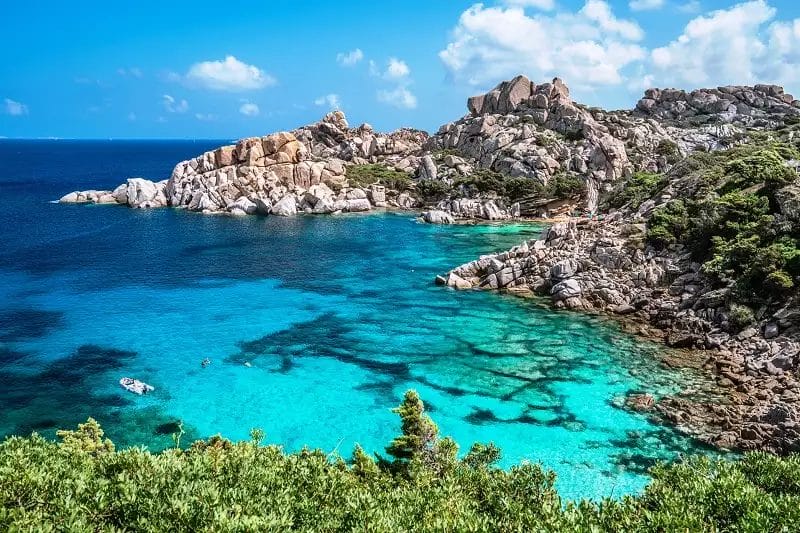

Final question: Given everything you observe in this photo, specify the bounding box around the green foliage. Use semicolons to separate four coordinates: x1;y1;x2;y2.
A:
727;303;755;332
55;417;114;456
606;172;668;210
3;396;800;531
414;179;452;200
646;143;800;305
454;170;585;202
646;200;688;248
656;139;681;164
722;148;796;193
346;164;411;191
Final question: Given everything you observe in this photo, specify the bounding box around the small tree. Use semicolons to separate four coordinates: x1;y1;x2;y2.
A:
385;390;439;466
56;418;114;456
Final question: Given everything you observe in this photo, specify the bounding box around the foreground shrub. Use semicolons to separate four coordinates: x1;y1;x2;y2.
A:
1;392;800;531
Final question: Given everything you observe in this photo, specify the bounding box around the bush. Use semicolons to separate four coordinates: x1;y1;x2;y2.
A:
606;172;667;210
2;394;800;530
414;179;452;200
656;139;681;163
727;303;755;332
723;149;796;192
644;140;800;306
346;164;411;191
646;200;688;249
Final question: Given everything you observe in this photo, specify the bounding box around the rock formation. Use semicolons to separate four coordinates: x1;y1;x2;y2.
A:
61;75;799;221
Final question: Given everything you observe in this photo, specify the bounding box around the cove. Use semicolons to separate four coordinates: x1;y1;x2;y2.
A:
0;140;711;501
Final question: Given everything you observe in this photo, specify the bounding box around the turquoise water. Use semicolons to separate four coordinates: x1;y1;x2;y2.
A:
0;140;711;500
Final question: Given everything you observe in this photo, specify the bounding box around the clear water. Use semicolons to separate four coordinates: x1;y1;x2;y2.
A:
0;140;713;500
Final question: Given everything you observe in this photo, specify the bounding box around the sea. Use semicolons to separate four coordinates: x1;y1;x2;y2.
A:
0;139;714;500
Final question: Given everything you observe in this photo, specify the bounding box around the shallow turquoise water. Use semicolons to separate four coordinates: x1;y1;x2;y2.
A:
0;140;711;500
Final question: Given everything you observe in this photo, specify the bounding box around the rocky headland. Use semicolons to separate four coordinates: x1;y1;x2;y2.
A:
60;75;800;454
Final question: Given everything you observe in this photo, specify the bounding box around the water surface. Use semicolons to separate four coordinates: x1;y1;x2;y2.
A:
0;140;711;499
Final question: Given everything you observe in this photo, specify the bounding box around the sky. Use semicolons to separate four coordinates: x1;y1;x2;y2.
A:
2;0;800;139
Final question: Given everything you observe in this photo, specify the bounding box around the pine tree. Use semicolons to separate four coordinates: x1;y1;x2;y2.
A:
385;390;439;466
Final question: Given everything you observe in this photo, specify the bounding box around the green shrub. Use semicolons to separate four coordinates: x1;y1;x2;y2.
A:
727;303;755;331
2;394;800;531
414;179;452;200
346;164;411;191
656;139;681;163
647;200;688;249
606;172;667;210
765;270;794;293
723;149;796;192
546;173;585;199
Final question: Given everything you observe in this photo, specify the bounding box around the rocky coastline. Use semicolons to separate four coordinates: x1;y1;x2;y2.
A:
59;75;800;454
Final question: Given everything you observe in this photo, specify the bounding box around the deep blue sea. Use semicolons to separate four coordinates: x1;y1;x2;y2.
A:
0;140;712;500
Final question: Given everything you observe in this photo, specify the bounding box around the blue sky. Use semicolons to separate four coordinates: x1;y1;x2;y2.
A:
2;0;800;138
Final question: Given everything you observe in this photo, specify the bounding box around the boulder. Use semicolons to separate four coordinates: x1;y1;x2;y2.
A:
422;210;455;224
271;195;298;216
551;259;578;280
345;198;371;212
551;278;582;301
230;197;258;215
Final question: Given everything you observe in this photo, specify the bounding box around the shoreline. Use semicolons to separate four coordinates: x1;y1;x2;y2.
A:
440;217;800;454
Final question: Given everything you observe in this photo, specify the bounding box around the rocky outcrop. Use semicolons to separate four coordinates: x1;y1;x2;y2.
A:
58;75;800;223
635;85;800;127
440;216;800;454
421;210;455;224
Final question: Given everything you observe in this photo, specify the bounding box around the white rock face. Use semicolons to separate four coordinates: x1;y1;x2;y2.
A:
271;195;298;216
126;178;167;208
421;210;455;224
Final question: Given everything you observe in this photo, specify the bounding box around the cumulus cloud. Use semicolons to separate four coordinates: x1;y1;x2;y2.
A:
646;0;800;88
336;48;364;66
377;87;417;109
186;56;275;91
195;113;216;121
239;102;260;116
629;0;665;11
4;98;28;116
439;1;645;89
503;0;555;9
385;58;410;79
314;94;341;110
162;94;189;113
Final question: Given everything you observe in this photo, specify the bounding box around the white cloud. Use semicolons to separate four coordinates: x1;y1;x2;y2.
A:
195;113;216;121
439;1;645;89
385;58;410;79
377;87;417;109
629;0;664;11
678;1;702;14
186;56;276;91
239;102;260;116
582;0;644;40
117;67;143;78
4;98;28;116
162;94;189;113
336;48;364;66
503;0;555;9
314;94;341;110
646;0;800;88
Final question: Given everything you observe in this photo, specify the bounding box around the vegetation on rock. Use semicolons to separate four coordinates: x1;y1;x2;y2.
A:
346;164;412;191
1;391;799;531
645;143;800;306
